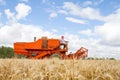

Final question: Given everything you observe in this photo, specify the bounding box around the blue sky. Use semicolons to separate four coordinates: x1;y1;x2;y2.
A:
0;0;120;59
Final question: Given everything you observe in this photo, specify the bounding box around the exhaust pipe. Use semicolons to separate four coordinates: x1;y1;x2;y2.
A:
34;37;36;42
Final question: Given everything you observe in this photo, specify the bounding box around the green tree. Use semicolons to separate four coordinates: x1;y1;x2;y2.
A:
0;46;14;58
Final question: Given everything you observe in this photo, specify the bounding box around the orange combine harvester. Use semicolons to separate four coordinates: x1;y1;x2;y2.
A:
14;37;88;59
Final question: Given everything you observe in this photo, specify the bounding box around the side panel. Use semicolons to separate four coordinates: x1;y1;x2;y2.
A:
25;39;42;49
14;42;28;55
48;39;60;49
14;39;42;55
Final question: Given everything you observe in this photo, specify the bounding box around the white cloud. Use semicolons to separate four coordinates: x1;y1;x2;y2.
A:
58;10;68;15
15;3;31;20
104;8;120;23
79;29;93;36
48;2;103;21
4;9;16;23
51;29;58;33
83;0;104;6
62;2;103;20
63;2;81;16
66;17;86;24
0;12;1;16
95;8;120;46
83;1;93;6
4;3;31;23
81;7;103;20
95;22;120;46
94;0;104;5
4;9;14;19
49;12;57;18
0;23;58;46
0;0;6;5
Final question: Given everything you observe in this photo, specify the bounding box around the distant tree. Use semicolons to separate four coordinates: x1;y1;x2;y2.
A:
87;57;94;60
0;46;14;58
109;58;115;60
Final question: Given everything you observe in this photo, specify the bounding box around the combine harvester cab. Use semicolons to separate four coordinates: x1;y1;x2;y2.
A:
14;37;88;59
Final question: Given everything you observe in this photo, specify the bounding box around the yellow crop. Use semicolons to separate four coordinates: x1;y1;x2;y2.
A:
0;59;120;80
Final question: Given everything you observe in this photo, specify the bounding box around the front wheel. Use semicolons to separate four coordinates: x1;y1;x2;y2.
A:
50;54;62;59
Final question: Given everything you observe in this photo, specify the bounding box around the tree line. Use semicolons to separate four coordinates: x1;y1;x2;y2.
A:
87;57;116;60
0;46;14;58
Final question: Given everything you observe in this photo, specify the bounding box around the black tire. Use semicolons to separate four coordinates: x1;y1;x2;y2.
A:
50;54;62;59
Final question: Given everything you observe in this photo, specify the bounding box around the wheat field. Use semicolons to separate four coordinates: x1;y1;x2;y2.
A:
0;59;120;80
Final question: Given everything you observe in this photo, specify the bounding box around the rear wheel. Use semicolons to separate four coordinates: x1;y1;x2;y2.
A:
50;54;62;59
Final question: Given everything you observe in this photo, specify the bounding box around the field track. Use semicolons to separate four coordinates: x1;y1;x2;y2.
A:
0;59;120;80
